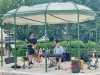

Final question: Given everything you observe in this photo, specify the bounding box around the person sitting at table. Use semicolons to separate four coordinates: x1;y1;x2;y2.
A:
92;47;96;58
49;43;64;68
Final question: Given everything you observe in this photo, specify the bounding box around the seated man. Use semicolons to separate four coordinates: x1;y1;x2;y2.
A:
92;47;96;58
49;43;64;68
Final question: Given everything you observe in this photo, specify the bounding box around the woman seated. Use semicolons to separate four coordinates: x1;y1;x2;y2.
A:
92;47;96;58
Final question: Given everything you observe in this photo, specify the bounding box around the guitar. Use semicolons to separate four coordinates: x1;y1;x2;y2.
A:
34;52;41;62
25;39;36;51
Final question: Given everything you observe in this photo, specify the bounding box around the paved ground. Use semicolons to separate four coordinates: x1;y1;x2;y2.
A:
0;56;100;75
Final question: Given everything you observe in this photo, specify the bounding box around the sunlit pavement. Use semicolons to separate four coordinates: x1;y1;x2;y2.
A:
0;56;100;75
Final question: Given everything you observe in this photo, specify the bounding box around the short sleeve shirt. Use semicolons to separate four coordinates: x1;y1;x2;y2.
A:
27;38;37;47
54;46;64;54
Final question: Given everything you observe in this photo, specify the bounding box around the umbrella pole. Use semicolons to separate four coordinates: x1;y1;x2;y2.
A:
89;32;91;58
66;23;68;52
70;36;72;57
8;24;10;57
1;20;3;66
88;21;92;59
14;14;17;70
44;11;47;72
27;25;29;39
77;13;80;72
96;17;98;61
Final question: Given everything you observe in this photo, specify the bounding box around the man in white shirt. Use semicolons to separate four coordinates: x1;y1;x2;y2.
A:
49;43;64;67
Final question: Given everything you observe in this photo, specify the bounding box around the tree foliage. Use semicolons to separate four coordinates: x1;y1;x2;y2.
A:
0;0;100;41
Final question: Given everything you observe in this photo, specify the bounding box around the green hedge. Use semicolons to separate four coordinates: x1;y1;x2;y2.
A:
12;48;27;56
12;40;99;56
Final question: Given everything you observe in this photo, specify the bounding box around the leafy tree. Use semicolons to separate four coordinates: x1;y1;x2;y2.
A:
0;0;100;41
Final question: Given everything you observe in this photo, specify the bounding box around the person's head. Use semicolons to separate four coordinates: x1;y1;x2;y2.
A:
29;33;34;39
56;43;60;48
54;38;59;45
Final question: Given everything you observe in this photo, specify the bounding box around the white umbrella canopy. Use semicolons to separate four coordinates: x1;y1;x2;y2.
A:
1;2;96;25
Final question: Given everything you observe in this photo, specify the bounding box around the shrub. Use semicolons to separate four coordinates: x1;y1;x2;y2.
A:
68;40;85;48
16;40;26;45
12;48;27;56
17;48;27;56
12;40;27;56
86;41;96;48
69;48;84;57
12;40;97;56
60;41;66;47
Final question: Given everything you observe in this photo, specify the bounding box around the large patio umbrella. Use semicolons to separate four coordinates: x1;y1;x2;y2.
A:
1;1;96;72
2;2;95;25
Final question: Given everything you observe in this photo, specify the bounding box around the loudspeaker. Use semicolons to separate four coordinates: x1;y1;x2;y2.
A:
71;60;80;73
5;57;14;64
61;54;66;62
63;52;71;61
71;59;84;69
72;60;78;67
83;36;88;43
66;52;71;61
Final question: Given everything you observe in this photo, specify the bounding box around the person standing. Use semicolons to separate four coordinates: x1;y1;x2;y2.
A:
92;47;96;58
26;33;37;65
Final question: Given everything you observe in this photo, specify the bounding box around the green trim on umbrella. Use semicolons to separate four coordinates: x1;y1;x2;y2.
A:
1;10;96;19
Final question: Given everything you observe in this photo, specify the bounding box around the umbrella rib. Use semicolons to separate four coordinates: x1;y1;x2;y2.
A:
47;13;70;23
19;16;45;24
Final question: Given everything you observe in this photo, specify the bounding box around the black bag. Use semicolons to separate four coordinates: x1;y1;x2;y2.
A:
11;64;21;68
5;57;14;64
81;53;89;63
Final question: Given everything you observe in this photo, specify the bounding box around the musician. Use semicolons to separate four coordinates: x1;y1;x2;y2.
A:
26;33;37;65
49;43;64;67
